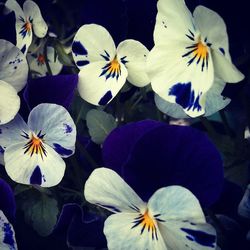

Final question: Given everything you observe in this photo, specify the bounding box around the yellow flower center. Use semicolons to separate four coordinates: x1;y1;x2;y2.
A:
108;56;121;74
195;40;208;60
132;209;158;240
141;210;156;232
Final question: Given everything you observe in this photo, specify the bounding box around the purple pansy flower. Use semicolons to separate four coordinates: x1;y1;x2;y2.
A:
102;120;224;207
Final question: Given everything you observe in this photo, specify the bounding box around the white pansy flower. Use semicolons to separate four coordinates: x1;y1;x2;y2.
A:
5;0;48;55
0;103;76;187
84;168;217;250
72;24;150;106
147;0;244;117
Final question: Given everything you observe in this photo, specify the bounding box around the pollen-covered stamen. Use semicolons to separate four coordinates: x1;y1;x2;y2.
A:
100;55;121;81
183;35;209;72
131;209;159;240
23;131;47;159
37;54;46;65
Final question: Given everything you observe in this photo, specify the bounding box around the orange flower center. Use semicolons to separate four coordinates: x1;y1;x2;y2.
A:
23;133;47;159
25;21;32;32
37;54;45;64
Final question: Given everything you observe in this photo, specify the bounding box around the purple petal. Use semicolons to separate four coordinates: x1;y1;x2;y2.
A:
54;203;106;248
103;120;224;207
102;120;164;172
0;178;15;222
23;74;78;110
53;203;83;232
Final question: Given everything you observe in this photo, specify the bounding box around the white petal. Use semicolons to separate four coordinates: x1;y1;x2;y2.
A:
27;53;47;77
212;49;244;83
72;24;116;69
47;47;63;75
0;81;20;125
0;113;28;152
159;220;216;250
5;0;24;17
4;142;65;187
0;39;28;91
104;212;167;250
117;40;150;87
78;61;128;105
84;168;145;213
193;6;229;58
155;94;188;119
23;0;48;38
204;78;231;116
147;43;213;117
154;0;194;44
148;186;205;222
27;104;76;158
0;210;17;250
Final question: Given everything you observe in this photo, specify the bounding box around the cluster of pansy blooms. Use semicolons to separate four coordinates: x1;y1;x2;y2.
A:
0;0;248;249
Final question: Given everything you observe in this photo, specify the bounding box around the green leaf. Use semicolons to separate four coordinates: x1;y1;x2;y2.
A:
20;190;59;236
54;41;74;66
86;109;117;144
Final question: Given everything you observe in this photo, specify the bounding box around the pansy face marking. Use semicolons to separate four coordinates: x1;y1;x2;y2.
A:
182;31;210;72
100;55;121;81
19;16;33;39
132;209;160;240
22;131;47;159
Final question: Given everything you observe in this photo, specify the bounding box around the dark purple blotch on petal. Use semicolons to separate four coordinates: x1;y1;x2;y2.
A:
2;222;15;248
169;82;202;112
76;60;89;67
103;120;224;207
180;228;216;248
63;123;73;134
0;178;16;222
23;74;78;110
30;166;42;185
53;143;73;156
98;91;113;105
72;41;88;56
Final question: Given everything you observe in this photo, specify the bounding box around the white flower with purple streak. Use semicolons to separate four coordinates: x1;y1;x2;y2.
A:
0;103;76;187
